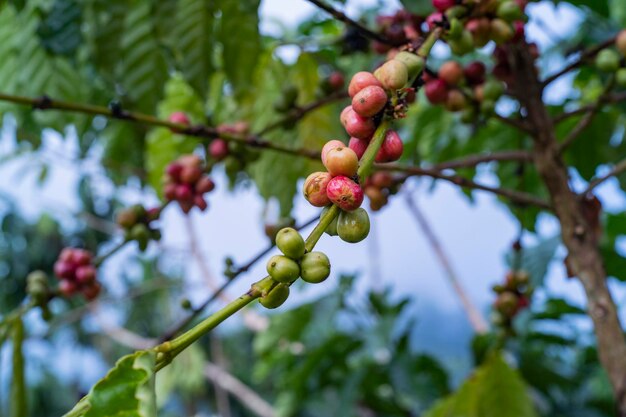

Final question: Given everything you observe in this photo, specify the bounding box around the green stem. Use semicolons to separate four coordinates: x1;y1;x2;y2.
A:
10;317;26;417
358;120;390;181
417;28;441;58
305;205;340;253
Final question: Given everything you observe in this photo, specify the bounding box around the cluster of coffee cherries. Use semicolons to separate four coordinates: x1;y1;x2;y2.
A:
424;60;504;120
429;0;527;55
259;228;331;309
492;270;532;327
363;171;399;211
53;248;101;300
209;122;262;179
596;30;626;87
164;154;215;214
373;10;424;54
116;204;161;251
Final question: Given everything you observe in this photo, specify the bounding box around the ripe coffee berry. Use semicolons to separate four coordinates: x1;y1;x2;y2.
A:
303;172;332;207
321;140;346;166
324;147;359;177
342;107;376;139
266;255;300;283
352;85;388;117
209;139;229;161
275;227;305;260
617;30;626;56
348;137;369;160
438;61;464;86
463;62;486;85
326;176;364;211
328;71;345;91
375;130;404;163
337;208;370;243
348;71;383;97
424;79;449;104
168;112;190;130
300;251;331;284
432;0;456;12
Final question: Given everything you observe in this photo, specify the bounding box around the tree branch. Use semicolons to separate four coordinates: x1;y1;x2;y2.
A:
584;158;626;194
404;190;489;334
304;0;397;46
542;36;617;87
554;91;626;124
430;150;532;170
493;113;533;134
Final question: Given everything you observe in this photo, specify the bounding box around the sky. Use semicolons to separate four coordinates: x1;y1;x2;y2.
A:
1;0;623;388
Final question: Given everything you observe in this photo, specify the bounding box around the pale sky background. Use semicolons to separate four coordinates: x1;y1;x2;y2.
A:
2;0;625;389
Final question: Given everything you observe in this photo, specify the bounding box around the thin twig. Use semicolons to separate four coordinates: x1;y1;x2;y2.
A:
430;150;532;170
378;164;551;209
542;36;617;87
493;113;533;134
304;0;397;45
404;190;489;334
554;91;626;124
584;158;626;194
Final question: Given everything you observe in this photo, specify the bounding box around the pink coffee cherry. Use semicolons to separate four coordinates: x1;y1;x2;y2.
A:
168;111;190;125
348;71;383;97
321;140;346;166
432;0;456;12
54;261;74;280
342;108;376;139
75;265;96;284
175;184;193;202
193;195;208;211
426;12;444;30
180;165;203;184
352;85;388;117
438;61;464;86
326;176;364;211
303;172;333;207
324;147;359;177
59;279;77;297
195;176;215;194
349;137;369;159
375;130;404;163
209;139;229;161
424;79;449;104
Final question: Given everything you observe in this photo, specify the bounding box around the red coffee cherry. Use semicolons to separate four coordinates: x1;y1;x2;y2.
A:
365;186;388;211
375;130;404;162
180;165;203;184
75;265;96;284
438;61;464;86
195;176;215;194
352;85;388;117
371;171;394;188
209;139;229;161
324;147;359;177
328;71;345;91
164;183;177;200
54;261;74;280
432;0;456;12
342;108;376;139
59;279;77;297
303;172;332;207
348;71;383;97
326;176;364;211
426;12;444;30
348;137;369;159
463;61;486;85
166;162;183;181
321;140;346;166
82;282;102;301
193;195;208;211
175;184;193;202
424;79;449;104
168;111;190;125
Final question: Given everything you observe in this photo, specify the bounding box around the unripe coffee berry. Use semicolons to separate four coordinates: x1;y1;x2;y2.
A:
275;227;305;260
337;208;370;243
259;283;290;309
375;59;409;90
300;252;331;284
445;89;467;112
352;85;388;117
596;49;620;72
348;71;383;97
324;147;359;177
393;51;425;81
497;1;523;22
321;140;346;166
490;19;514;44
348;137;369;160
303;171;332;207
326;176;364;211
266;255;300;283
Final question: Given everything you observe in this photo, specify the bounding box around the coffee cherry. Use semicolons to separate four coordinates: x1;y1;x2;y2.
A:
321;206;339;236
432;0;456;12
481;99;496;115
59;279;77;297
394;51;425;81
348;137;369;160
26;271;48;299
371;171;394;188
195;176;215;194
209;139;229;161
352;85;388;117
482;79;505;100
617;68;626;87
259;283;290;309
445;89;467;112
54;261;74;280
180;165;203;184
193;195;208;211
178;154;202;169
266;255;300;283
490;19;514;45
175;184;193;201
169;111;190;126
617;30;626;57
300;251;331;284
321;140;346;166
328;71;345;91
116;208;138;229
131;223;150;251
348;72;383;97
375;130;404;163
365;186;388;211
326;176;364;211
324;147;359;177
497;1;523;22
466;18;490;47
75;265;96;284
375;60;409;90
275;227;305;260
438;61;464;86
426;12;444;30
342;108;376;139
72;249;92;266
596;49;621;72
424;79;449;104
464;62;486;85
337;208;370;243
494;291;519;316
449;30;475;55
82;282;102;301
303;171;332;207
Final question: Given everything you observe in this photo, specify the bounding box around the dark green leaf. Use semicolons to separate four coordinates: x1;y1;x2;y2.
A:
37;0;82;56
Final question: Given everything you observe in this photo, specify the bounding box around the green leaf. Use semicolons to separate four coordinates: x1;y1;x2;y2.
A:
84;0;126;79
172;0;215;98
0;6;20;115
217;0;261;97
533;298;585;320
37;0;82;57
399;0;432;15
63;351;156;417
425;354;538;417
556;0;609;17
610;0;626;25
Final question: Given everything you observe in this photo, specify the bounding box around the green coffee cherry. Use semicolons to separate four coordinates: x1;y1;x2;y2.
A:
481;99;496;115
321;206;339;236
617;68;626;87
266;255;300;283
449;30;474;56
131;223;150;251
596;49;621;73
337;208;370;243
259;283;290;309
275;227;305;259
26;270;48;300
460;107;476;124
497;1;523;22
393;52;425;81
300;251;331;284
482;79;504;101
448;18;463;40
